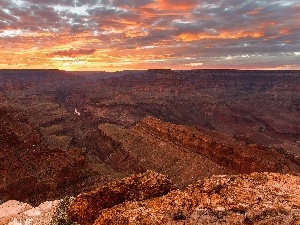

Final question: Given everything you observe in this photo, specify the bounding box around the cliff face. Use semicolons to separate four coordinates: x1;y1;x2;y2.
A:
85;127;147;175
84;122;233;189
0;107;298;207
63;172;300;225
134;116;300;174
1;69;299;220
0;70;121;206
66;70;300;154
0;107;93;206
81;115;300;190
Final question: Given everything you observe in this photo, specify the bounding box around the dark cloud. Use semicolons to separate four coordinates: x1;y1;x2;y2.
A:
0;0;299;70
0;9;18;26
0;0;10;8
113;0;153;7
49;48;96;57
29;4;61;22
88;6;126;18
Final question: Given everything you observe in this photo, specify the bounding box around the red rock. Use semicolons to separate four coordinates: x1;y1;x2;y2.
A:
94;172;300;225
0;108;92;206
134;116;300;174
67;170;174;225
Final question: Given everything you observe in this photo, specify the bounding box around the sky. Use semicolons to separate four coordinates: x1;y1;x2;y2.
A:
0;0;299;71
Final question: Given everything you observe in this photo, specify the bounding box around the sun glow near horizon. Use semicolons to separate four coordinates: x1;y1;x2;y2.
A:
0;0;299;70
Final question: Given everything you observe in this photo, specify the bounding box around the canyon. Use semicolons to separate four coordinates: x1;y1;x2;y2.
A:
0;69;299;224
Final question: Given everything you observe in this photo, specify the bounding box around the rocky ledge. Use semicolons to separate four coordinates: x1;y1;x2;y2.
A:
1;171;299;225
67;170;174;225
71;172;300;225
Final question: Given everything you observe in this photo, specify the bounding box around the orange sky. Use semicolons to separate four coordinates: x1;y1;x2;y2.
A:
0;0;299;71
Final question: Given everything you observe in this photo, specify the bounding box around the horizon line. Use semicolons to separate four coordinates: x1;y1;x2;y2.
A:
1;68;300;72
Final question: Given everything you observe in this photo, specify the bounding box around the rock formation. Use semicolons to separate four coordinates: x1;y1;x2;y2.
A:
1;171;299;224
84;116;299;190
0;107;97;206
85;122;233;188
0;69;299;224
65;69;300;154
0;199;60;225
135;116;300;174
67;170;174;225
69;172;300;225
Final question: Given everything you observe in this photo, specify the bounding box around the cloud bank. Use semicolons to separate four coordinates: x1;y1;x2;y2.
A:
0;0;299;70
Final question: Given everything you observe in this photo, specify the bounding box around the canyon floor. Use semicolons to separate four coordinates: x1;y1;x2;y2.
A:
0;69;299;224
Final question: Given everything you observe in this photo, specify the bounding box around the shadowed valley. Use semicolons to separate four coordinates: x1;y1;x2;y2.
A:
0;69;299;224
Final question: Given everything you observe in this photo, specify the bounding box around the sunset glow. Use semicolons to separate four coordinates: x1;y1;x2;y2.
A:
0;0;299;71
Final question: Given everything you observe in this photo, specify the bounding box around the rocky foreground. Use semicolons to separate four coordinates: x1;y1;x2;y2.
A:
1;171;299;225
0;199;60;224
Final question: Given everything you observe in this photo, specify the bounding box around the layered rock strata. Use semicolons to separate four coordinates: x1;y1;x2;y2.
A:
135;116;300;174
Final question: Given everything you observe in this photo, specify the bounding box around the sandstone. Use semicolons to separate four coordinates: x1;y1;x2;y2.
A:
90;122;233;189
93;172;300;225
134;116;300;174
0;107;100;206
67;170;174;225
0;200;60;225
